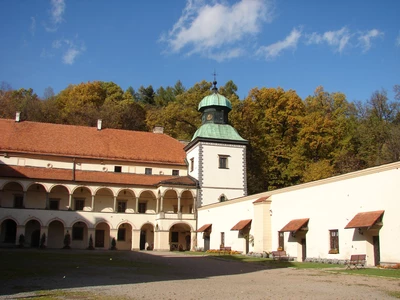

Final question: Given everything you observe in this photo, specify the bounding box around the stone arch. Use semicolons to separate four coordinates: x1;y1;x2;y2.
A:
0;218;17;244
48;185;70;211
46;217;67;228
116;189;136;213
137;190;157;214
71;220;89;249
180;190;195;214
25;219;41;247
70;219;91;229
94;221;111;249
163;189;179;213
1;182;24;208
71;186;92;211
47;219;65;248
94;187;114;213
25;183;47;209
169;222;193;251
72;186;94;195
139;222;154;250
116;222;133;250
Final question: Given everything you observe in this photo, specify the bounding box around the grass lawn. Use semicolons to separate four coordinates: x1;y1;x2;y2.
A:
184;251;400;276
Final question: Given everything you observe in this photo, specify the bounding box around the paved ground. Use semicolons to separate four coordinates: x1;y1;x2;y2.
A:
1;250;399;299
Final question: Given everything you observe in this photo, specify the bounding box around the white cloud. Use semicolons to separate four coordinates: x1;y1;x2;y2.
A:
50;0;65;24
44;0;66;32
29;17;36;36
257;28;301;59
306;27;351;53
50;38;86;65
358;29;383;52
162;0;274;61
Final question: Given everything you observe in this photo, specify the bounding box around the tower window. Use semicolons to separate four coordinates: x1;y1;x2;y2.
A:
172;170;179;176
145;168;152;175
190;158;194;172
218;155;229;169
114;166;122;173
219;195;227;202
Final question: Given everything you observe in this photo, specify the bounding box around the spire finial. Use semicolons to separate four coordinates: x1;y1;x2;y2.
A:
212;70;218;93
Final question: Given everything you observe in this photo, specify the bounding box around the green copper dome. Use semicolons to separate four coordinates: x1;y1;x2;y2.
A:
198;93;232;111
191;123;246;142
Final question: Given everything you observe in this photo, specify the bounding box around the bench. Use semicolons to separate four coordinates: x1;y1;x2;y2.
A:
271;250;289;260
345;254;366;269
219;246;232;255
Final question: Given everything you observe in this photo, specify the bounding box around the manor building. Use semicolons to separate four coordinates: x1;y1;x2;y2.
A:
1;83;399;267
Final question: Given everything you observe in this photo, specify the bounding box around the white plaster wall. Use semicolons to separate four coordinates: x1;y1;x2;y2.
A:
186;147;200;180
270;166;400;264
201;188;246;207
197;198;255;253
201;144;245;189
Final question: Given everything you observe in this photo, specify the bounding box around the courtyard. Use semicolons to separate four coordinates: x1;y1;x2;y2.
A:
0;249;399;299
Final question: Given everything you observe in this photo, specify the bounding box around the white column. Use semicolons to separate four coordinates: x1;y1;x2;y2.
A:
91;195;95;211
113;196;117;212
68;194;72;210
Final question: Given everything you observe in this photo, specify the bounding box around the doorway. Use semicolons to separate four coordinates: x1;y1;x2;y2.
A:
140;230;146;250
301;238;307;261
95;230;105;247
373;236;380;266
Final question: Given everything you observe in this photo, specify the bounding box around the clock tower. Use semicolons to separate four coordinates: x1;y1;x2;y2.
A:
185;81;248;207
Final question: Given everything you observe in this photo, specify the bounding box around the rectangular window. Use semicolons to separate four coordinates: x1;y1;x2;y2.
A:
172;170;179;176
75;199;85;211
72;227;84;240
190;158;194;172
329;230;339;253
145;168;152;175
278;231;284;250
117;201;127;213
221;232;225;247
219;155;229;169
138;202;147;213
14;195;23;208
117;228;126;241
114;166;122;173
49;198;59;210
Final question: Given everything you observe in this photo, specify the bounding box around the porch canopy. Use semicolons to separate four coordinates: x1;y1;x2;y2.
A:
345;210;384;229
280;218;309;233
197;224;212;232
231;219;252;231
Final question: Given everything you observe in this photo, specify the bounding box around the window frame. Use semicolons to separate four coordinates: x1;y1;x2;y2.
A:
138;202;147;214
74;198;85;211
49;198;60;210
190;158;194;172
329;229;339;254
172;169;179;176
114;166;122;173
117;200;127;213
218;155;229;169
13;195;24;208
145;168;152;175
278;231;284;250
117;228;126;241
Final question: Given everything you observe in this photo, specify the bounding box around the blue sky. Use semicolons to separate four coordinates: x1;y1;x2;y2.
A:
0;0;399;102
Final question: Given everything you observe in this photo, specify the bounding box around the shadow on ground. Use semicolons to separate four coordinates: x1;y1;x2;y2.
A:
0;248;293;296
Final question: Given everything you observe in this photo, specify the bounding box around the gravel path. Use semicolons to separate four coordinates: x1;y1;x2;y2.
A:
1;251;399;299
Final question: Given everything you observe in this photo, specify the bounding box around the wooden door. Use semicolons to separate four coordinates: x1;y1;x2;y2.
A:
95;230;105;248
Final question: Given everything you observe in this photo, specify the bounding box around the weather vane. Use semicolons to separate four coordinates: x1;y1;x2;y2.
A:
212;70;218;93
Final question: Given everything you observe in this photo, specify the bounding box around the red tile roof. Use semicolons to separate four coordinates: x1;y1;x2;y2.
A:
231;219;252;230
345;210;384;229
0;119;186;165
197;224;212;232
0;165;196;187
280;218;309;232
253;196;270;203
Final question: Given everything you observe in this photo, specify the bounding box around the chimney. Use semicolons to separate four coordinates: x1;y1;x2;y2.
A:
15;111;21;122
97;119;102;131
153;126;164;134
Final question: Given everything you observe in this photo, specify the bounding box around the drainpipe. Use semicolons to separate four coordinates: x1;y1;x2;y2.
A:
72;158;76;181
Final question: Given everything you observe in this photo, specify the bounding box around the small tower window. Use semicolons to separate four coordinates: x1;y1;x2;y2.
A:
218;155;229;169
219;194;227;202
145;168;152;175
190;158;194;172
172;170;179;176
114;166;122;173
